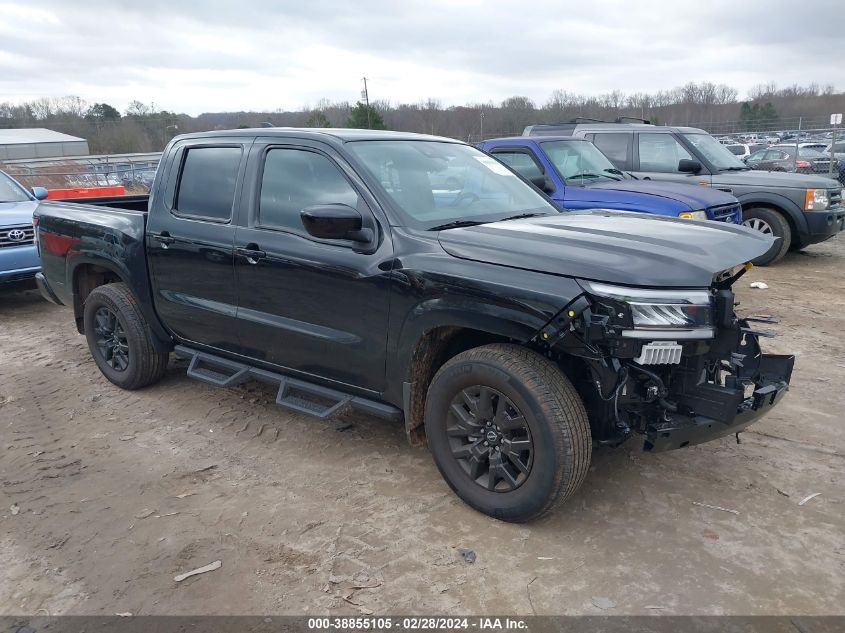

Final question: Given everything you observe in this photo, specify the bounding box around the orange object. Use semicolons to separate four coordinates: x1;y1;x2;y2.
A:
46;186;125;199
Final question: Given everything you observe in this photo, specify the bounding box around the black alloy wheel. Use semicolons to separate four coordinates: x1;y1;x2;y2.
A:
448;385;533;492
92;306;130;371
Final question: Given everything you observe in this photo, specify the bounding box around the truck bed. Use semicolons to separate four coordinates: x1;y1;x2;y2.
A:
60;194;150;213
33;198;163;342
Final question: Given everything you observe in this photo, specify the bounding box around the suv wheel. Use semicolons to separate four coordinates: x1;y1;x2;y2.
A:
742;207;791;265
83;282;169;390
424;344;591;522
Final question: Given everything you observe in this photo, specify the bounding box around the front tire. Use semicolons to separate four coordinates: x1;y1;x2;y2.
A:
424;344;591;522
83;282;168;390
742;207;791;265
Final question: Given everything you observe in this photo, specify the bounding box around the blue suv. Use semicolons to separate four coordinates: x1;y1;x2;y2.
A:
478;136;741;223
0;170;48;285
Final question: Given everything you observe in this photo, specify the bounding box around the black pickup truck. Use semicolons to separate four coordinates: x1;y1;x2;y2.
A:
34;128;794;522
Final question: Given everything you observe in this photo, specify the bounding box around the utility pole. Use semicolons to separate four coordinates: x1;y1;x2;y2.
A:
830;113;842;178
480;107;484;140
361;77;371;129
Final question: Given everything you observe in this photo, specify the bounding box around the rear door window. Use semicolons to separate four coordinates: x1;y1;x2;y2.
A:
587;133;632;169
175;146;242;221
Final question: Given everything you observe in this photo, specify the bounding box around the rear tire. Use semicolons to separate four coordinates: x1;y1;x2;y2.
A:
83;282;168;390
742;207;791;265
424;344;591;522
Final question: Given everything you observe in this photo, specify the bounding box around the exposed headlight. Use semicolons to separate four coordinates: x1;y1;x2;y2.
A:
678;210;708;220
804;188;829;211
584;282;714;339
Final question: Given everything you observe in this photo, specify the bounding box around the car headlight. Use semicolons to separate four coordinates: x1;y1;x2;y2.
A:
804;188;829;211
678;210;708;220
583;282;714;339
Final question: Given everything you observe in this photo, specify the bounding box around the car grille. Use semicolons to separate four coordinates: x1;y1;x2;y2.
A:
0;224;35;248
710;203;741;223
830;188;843;208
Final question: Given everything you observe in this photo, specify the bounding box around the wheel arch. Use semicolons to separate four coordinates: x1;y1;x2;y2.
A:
737;193;806;242
70;259;172;352
400;324;518;446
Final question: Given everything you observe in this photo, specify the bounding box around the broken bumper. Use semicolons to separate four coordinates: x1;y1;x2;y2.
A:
644;353;794;452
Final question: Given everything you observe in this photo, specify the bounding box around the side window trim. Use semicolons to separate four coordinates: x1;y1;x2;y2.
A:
171;143;245;224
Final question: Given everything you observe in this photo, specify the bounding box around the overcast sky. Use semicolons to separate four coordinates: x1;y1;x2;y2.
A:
1;0;843;115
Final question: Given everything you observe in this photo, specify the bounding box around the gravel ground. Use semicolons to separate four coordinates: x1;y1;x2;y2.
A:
1;238;844;616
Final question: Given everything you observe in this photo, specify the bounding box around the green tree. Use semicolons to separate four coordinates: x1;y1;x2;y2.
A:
739;101;779;132
759;102;779;130
86;102;121;122
305;110;331;127
346;101;386;129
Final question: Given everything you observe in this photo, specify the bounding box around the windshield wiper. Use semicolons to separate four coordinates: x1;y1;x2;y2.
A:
602;169;623;180
569;172;603;179
720;166;750;171
498;212;550;222
428;219;489;231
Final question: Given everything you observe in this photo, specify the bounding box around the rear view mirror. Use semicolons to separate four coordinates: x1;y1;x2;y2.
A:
32;186;48;200
301;204;371;241
678;159;703;174
529;175;555;194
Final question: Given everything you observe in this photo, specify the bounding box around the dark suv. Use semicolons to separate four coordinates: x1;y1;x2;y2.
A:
525;122;845;265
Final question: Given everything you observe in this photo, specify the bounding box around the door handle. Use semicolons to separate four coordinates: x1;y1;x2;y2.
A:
153;232;175;247
236;244;266;264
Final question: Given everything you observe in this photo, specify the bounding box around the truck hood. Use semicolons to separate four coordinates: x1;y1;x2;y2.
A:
0;200;38;227
582;180;737;210
712;168;841;189
437;211;773;287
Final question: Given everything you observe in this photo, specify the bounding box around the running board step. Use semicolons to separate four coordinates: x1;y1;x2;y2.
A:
175;345;401;422
187;352;251;387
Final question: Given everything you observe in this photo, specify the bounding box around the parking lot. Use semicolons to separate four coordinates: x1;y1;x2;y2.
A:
1;238;844;616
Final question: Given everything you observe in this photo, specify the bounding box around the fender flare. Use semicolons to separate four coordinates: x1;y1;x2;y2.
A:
736;192;808;236
69;255;172;352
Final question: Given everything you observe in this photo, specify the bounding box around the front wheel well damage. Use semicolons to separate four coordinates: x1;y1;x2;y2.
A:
402;326;595;446
403;326;510;445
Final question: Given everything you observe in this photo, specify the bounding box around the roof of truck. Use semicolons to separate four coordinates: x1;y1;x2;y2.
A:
523;123;707;135
481;135;589;143
174;128;464;144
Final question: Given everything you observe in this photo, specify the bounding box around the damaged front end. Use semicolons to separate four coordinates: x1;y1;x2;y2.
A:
535;266;794;452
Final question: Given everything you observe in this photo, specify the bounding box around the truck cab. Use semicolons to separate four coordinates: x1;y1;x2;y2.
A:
477;137;741;223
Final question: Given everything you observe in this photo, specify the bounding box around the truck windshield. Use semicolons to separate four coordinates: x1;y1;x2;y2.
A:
682;133;748;171
0;172;32;203
541;140;623;182
346;140;555;228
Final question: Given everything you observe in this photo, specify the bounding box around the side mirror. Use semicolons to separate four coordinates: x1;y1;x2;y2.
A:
677;159;703;174
32;186;49;200
529;174;555;194
301;204;370;241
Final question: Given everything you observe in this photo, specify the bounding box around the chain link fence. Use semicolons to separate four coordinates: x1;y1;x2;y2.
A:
2;153;161;194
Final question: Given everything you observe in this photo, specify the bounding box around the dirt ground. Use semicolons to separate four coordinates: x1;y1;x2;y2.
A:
1;239;844;617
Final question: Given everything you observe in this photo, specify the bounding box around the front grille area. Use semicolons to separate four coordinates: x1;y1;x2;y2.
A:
711;203;741;223
829;188;842;208
0;225;35;248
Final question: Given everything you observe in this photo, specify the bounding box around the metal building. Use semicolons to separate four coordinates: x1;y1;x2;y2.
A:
0;128;90;161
